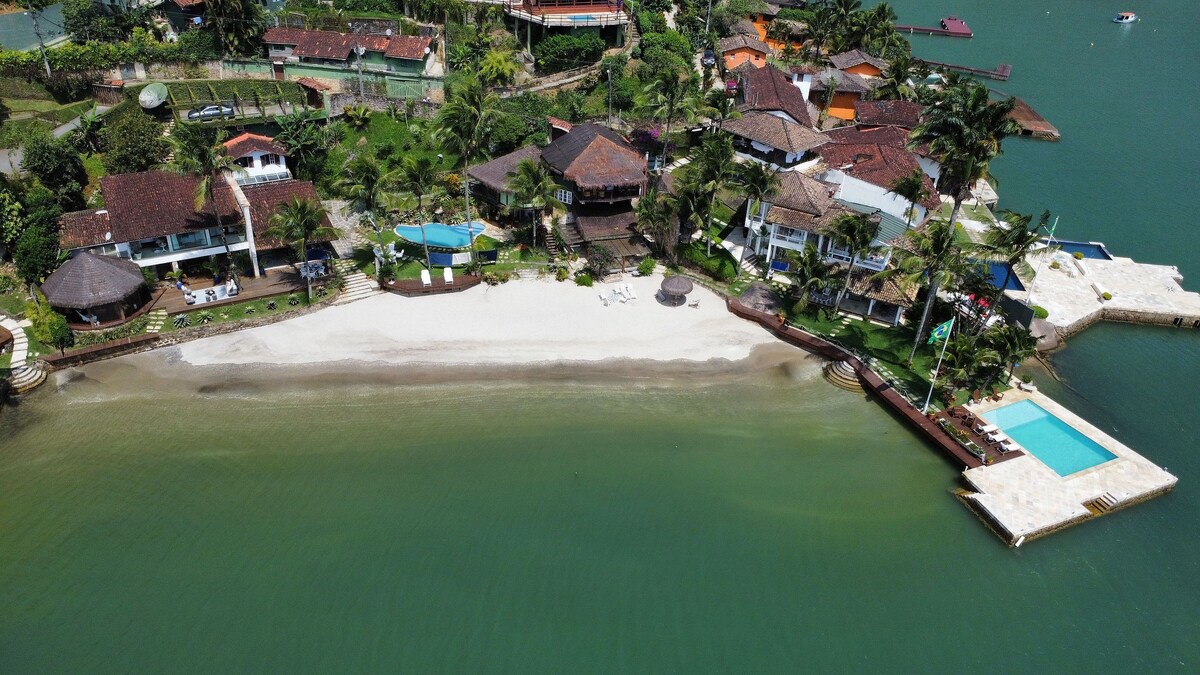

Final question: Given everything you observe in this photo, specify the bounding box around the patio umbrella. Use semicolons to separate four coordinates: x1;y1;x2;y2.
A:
660;275;694;305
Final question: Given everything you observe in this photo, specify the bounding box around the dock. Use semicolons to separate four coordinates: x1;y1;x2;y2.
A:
918;59;1011;81
895;15;972;38
1008;97;1061;140
1014;249;1200;343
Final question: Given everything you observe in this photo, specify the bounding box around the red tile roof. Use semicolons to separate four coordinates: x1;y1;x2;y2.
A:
295;77;333;92
240;180;335;250
384;35;432;60
223;132;288;159
262;27;310;46
828;49;889;72
818;143;940;210
825;124;912;148
60;171;240;250
739;65;813;128
171;0;204;8
717;34;771;55
854;100;925;128
722;111;828;154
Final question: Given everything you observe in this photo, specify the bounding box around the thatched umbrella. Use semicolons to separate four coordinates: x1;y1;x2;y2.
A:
660;275;694;306
41;253;150;326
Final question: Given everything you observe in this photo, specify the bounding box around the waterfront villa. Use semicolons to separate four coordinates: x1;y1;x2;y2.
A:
467;121;650;261
57;132;333;280
815;133;941;223
493;0;631;52
720;111;828;168
808;68;872;121
827;49;889;78
745;171;915;325
262;27;434;77
717;34;771;70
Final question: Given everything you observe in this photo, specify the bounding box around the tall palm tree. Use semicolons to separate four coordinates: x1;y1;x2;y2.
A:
640;69;698;168
166;128;244;287
942;333;1000;390
435;76;501;261
506;158;563;249
825;212;880;316
692;134;736;256
784;243;835;316
910;82;1020;231
635;186;678;262
397;155;440;269
264;198;337;300
984;322;1038;384
877;218;965;361
874;52;917;102
974;209;1054;331
335;153;398;284
736;160;780;268
887;169;930;229
702;88;741;132
805;7;836;60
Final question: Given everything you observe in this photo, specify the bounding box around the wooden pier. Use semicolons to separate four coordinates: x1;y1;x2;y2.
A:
896;16;973;38
1007;98;1061;140
918;59;1011;81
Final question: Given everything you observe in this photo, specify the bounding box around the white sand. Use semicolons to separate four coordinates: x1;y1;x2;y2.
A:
176;273;783;367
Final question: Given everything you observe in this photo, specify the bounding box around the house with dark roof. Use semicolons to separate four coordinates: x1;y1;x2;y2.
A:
466;123;650;259
744;171;917;325
816;139;941;226
828;49;889;77
738;64;816;129
854;99;925;129
824;123;943;187
466;145;543;224
721;110;828;168
58;132;336;279
263;27;433;77
717;34;771;70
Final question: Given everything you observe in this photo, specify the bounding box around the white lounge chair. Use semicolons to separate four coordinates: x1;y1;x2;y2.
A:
999;440;1018;453
985;431;1006;444
624;284;637;300
599;291;609;306
975;423;998;435
443;267;453;285
420;269;432;287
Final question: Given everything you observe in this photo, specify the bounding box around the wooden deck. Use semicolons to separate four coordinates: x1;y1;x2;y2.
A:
896;16;973;38
383;273;482;297
917;59;1011;80
1008;98;1061;140
149;268;309;315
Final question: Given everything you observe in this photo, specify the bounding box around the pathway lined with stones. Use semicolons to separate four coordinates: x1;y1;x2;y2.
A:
1;316;45;392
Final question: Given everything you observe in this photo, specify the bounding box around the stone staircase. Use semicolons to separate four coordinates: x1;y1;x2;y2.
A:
822;359;864;392
333;259;383;305
2;316;46;393
1084;492;1120;515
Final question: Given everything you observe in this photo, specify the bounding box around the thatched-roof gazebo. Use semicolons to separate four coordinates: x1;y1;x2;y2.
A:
660;275;694;306
41;253;151;329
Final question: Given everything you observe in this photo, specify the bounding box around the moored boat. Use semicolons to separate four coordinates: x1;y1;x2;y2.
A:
1113;11;1138;24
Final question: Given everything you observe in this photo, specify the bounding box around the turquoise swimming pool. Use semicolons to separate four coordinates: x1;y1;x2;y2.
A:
983;400;1117;476
393;222;484;249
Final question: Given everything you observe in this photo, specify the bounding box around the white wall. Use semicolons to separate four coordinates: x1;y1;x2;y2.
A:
819;170;927;225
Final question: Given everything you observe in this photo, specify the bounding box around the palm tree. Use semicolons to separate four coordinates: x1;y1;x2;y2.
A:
910;81;1020;231
887;169;930;229
877;218;966;361
435;76;501;261
397;155;441;269
825;212;881;316
479;49;521;86
73;106;104;155
265;198;337;300
874;52;917;102
635;186;678;262
506;158;563;249
735;160;780;268
942;333;1000;390
335;153;398;285
784;243;835;316
166;128;244;287
805;7;836;60
984;322;1038;384
702;88;741;132
974;209;1054;330
343;104;372;131
692;134;736;256
640;69;698;168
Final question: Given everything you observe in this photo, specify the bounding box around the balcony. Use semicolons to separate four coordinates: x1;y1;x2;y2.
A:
129;227;247;261
825;247;889;272
575;185;642;203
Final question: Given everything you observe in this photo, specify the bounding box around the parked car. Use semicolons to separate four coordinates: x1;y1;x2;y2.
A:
701;48;716;67
187;104;235;121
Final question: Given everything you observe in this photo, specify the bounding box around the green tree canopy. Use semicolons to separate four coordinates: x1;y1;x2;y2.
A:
20;133;86;210
102;108;169;174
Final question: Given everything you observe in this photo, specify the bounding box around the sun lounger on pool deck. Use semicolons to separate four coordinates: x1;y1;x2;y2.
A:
420;269;432;287
999;440;1018;453
985;431;1006;444
975;423;998;435
443;267;453;285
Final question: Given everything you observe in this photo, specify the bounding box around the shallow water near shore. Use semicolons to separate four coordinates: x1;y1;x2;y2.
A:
2;359;1199;671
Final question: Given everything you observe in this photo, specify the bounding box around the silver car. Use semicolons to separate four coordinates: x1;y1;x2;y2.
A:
187;104;235;121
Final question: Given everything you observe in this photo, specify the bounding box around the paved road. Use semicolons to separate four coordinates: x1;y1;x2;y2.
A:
0;104;112;175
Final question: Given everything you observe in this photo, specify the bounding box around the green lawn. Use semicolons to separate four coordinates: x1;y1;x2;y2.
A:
340;114;459;169
938;200;995;223
0;290;27;317
82;153;106;201
0;77;55;100
158;291;323;333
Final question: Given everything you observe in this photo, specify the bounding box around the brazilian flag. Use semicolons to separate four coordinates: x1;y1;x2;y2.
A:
927;319;953;344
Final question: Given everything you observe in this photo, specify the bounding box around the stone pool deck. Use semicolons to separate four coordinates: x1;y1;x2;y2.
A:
1013;250;1200;341
957;389;1177;545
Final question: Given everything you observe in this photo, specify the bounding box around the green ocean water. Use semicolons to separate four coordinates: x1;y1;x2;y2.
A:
3;1;1200;672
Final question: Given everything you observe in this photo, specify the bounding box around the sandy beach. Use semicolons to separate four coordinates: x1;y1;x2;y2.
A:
173;273;788;368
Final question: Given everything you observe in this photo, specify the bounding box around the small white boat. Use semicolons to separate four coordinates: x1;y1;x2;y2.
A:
1113;11;1138;24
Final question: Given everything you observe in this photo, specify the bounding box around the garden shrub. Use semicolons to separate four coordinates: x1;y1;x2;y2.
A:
555;267;569;282
637;257;656;276
678;242;736;282
534;33;605;73
1101;291;1112;301
1072;251;1084;260
72;316;149;347
1032;305;1049;319
574;273;594;287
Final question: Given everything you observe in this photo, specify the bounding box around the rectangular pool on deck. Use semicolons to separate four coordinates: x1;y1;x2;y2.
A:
983;400;1116;476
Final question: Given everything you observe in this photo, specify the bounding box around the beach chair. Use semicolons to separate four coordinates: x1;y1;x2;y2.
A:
615;288;628;303
443;267;453;285
625;284;637;300
975;422;997;435
985;431;1005;444
991;386;1004;401
420;269;432;287
999;440;1018;453
599;291;609;306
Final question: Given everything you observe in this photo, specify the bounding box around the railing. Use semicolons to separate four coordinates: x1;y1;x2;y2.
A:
235;169;292;185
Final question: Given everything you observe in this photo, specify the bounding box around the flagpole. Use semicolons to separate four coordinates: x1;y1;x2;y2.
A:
1026;216;1058;307
922;315;955;414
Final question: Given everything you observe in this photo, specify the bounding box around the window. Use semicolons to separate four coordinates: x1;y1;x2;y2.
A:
262;154;278;166
236;157;253;168
555;188;573;205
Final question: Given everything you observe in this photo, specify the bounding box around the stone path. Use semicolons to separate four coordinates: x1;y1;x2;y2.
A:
145;309;168;333
1;315;45;392
716;227;761;277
